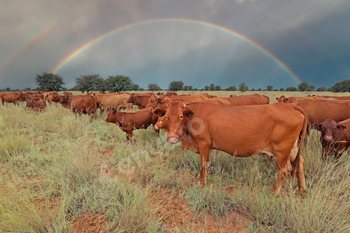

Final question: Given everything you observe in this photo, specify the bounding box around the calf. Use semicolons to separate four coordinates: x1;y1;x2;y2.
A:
105;107;159;141
313;119;350;158
26;100;46;111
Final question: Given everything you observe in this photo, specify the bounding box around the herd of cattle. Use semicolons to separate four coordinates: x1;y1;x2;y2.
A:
1;90;350;194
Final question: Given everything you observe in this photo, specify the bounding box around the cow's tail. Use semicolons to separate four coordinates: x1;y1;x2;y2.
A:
291;105;307;179
91;95;97;119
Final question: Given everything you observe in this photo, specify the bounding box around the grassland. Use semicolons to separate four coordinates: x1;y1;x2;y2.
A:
0;91;349;232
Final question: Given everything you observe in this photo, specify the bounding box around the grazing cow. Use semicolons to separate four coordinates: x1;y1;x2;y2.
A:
90;93;133;113
71;95;97;119
51;94;71;109
105;107;159;141
26;100;46;111
1;92;25;106
63;91;73;96
165;92;177;96
153;102;307;195
292;99;350;129
42;91;58;100
313;119;350;158
146;93;210;108
127;93;154;110
26;93;44;102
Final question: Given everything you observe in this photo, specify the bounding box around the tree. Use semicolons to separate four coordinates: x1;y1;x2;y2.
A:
239;82;248;92
267;85;273;91
329;79;350;92
169;81;184;91
286;86;298;91
307;85;315;91
183;86;189;91
148;83;161;91
209;83;215;91
215;85;221;91
317;87;327;92
75;74;104;93
225;86;237;91
106;75;134;92
36;72;65;91
132;84;140;91
280;88;285;91
204;86;209;91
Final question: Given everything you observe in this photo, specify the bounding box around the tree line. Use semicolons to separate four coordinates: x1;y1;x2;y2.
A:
1;72;350;92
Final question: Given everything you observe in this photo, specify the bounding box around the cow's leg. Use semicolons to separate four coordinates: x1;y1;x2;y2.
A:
126;131;132;141
1;99;4;106
127;103;133;113
198;145;210;186
154;127;160;137
273;154;289;195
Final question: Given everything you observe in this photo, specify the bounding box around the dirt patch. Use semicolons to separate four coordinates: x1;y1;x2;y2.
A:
71;212;109;233
151;189;250;232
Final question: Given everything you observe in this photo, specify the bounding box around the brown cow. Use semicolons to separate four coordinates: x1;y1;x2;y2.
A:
26;100;46;111
51;94;71;109
91;93;133;113
313;119;350;158
105;107;159;141
71;95;97;119
127;93;154;110
276;95;325;103
152;102;307;195
292;99;350;129
146;93;210;108
26;93;44;102
1;92;25;106
224;94;270;106
63;91;73;96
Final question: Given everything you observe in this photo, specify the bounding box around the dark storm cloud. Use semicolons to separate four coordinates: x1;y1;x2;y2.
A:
0;0;349;90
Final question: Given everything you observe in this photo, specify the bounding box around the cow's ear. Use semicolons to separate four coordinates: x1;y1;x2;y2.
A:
183;108;194;118
153;108;166;117
313;123;322;130
337;124;346;130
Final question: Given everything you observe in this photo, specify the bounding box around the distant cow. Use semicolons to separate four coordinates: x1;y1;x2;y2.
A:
91;93;133;113
313;119;350;158
146;93;210;109
26;100;46;111
71;95;97;119
1;92;25;106
153;102;307;195
127;93;154;110
105;107;159;141
225;94;270;105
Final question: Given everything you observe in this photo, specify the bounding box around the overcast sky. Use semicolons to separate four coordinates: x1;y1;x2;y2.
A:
1;0;349;90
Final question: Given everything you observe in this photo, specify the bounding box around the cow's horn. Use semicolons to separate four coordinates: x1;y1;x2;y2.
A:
183;103;186;108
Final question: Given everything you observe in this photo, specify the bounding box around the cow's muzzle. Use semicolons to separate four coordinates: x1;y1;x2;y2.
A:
167;136;180;144
324;135;333;142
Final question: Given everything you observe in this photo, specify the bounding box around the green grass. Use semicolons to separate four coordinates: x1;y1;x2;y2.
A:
0;92;350;232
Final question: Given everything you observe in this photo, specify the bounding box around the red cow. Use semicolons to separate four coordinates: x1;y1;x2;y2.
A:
26;100;46;111
224;94;269;105
292;99;350;129
127;93;154;110
71;95;97;119
152;102;307;195
1;92;25;106
105;107;159;141
313;119;350;158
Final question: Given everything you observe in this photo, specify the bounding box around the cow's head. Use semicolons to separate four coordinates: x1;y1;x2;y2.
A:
126;93;135;104
276;95;286;102
153;102;194;144
313;119;346;142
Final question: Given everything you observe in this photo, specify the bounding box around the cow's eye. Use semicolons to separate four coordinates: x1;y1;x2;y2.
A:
164;116;168;120
180;115;183;119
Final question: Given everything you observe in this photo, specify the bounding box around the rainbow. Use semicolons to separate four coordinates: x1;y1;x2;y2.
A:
51;18;302;84
0;1;99;74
